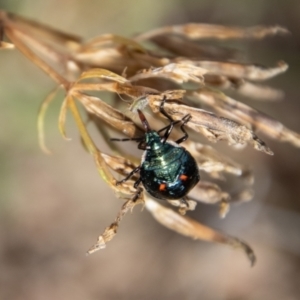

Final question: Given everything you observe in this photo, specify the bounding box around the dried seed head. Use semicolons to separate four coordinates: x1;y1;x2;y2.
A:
1;11;298;264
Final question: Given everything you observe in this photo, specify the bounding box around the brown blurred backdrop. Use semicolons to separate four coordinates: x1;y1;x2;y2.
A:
0;1;300;299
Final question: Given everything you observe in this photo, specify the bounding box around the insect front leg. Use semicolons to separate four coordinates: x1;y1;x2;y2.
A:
159;96;174;122
132;186;143;202
111;137;144;142
159;96;192;144
175;114;192;144
159;96;177;143
116;165;141;185
157;119;181;136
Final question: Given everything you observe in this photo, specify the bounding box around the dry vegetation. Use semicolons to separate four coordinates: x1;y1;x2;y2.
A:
1;10;299;266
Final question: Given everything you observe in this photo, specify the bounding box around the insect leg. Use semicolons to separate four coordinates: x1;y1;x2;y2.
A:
159;96;174;122
175;114;191;144
134;177;142;189
157;119;181;144
159;97;192;144
181;197;190;208
116;165;141;185
160;96;177;143
157;120;181;134
132;186;143;202
111;137;144;142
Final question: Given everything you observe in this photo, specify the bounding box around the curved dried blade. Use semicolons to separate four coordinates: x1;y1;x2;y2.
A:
58;97;71;141
37;86;61;154
197;60;288;81
80;34;146;53
149;98;273;155
193;88;300;148
76;68;128;84
145;196;256;266
87;197;143;255
135;23;288;41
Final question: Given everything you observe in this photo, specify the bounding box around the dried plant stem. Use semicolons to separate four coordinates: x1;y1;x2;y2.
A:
37;86;61;154
67;95;115;186
2;11;298;264
5;28;69;88
87;198;142;254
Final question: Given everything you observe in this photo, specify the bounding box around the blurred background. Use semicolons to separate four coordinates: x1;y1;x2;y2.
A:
0;0;300;299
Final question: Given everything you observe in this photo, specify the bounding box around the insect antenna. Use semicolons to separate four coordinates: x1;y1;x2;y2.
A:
110;137;144;143
137;109;151;133
111;110;150;143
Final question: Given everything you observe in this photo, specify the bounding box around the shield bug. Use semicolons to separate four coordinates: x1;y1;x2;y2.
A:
112;98;200;203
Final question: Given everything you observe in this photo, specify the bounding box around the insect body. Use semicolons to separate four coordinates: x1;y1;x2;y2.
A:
113;98;200;202
139;130;199;200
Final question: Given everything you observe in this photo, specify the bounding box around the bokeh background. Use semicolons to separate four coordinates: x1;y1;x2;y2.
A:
0;0;300;299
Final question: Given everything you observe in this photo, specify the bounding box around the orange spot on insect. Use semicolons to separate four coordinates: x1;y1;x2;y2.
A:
180;174;188;181
159;183;167;191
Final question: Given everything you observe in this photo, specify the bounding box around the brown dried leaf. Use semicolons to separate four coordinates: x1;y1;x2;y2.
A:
101;153;139;176
74;92;143;138
79;34;146;53
189;181;230;204
145;196;256;266
189;181;231;218
198;60;288;81
185;140;253;181
231;189;254;204
0;41;14;49
5;27;70;88
204;74;284;101
189;181;254;217
2;11;82;48
148;98;273;155
231;81;284;101
149;35;238;60
129;63;207;84
73;49;157;76
87;198;143;254
167;199;197;215
76;68;128;84
193;88;300;147
128;90;185;113
37;87;61;154
135;23;288;41
58;96;71;140
73;47;123;67
66;95;117;187
73;39;165;76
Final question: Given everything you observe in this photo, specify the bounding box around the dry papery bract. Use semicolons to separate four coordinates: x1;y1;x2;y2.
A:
1;11;299;266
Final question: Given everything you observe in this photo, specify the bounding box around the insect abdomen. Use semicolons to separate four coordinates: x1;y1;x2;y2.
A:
140;147;200;200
